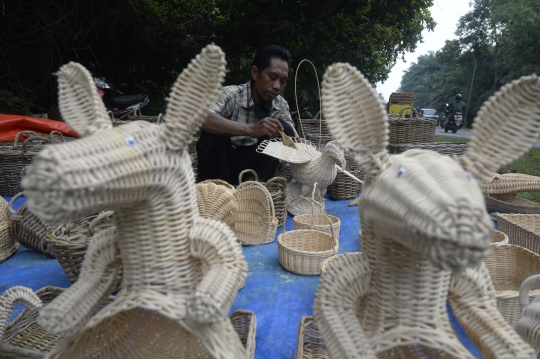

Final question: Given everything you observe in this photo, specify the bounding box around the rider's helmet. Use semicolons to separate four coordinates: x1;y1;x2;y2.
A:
456;94;463;101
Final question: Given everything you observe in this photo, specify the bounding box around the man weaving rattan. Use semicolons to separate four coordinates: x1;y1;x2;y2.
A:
197;45;298;184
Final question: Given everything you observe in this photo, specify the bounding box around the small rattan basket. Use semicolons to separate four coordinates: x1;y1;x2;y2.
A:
278;196;337;275
294;316;329;359
292;196;340;250
484;243;540;327
497;213;540;254
238;169;288;226
328;154;362;200
46;211;116;284
485;193;540;214
9;193;55;257
274;161;293;182
388;107;437;145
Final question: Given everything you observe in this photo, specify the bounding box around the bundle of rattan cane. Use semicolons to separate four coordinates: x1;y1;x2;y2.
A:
483;173;540;214
46;211;115;283
484;243;540;327
0;197;18;264
238;169;288;226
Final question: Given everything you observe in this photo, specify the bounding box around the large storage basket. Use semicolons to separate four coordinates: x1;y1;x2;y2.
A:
238;169;288;226
46;211;116;283
388;142;468;157
328;153;363;200
483;243;540;327
278;197;337;275
294;316;329;359
9;193;55;257
0;131;73;196
274;161;293;182
497;214;540;254
388;107;437;145
485;193;540;214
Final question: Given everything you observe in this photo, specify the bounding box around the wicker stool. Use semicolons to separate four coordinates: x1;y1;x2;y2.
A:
484;243;540;327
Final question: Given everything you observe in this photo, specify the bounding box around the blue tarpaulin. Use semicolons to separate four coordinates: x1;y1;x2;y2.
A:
0;195;481;358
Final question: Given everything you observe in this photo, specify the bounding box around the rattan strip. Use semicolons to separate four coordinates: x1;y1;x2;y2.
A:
388;142;468;157
498;214;540;254
294;316;329;359
492;229;508;244
0;197;18;263
484;243;540;327
483;173;540;194
485;194;540;214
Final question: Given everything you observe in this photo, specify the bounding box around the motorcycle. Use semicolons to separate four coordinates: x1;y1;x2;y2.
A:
444;111;463;133
89;63;149;120
440;103;451;128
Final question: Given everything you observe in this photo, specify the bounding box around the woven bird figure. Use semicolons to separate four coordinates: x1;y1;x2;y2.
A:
314;63;540;358
22;45;251;359
257;139;345;215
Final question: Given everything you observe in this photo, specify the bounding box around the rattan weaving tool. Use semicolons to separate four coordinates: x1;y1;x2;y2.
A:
315;63;540;358
22;44;254;359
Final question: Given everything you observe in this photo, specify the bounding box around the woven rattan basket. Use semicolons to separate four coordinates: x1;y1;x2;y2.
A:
492;229;509;244
229;309;257;359
497;214;540;254
275;161;293;182
0;197;18;264
484;243;540;327
294;316;329;359
46;211;116;283
485;193;540;214
328;153;363;200
292;196;340;250
388;142;468;157
278;197;337;275
388;107;437;145
9;193;54;257
0;131;72;196
238;169;288;226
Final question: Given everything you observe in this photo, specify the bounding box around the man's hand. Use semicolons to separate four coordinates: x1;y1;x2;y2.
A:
249;117;284;138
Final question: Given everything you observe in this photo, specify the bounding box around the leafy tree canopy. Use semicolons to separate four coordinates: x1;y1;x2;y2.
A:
0;0;435;116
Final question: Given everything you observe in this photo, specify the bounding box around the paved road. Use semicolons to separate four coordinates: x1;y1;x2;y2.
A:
435;126;540;148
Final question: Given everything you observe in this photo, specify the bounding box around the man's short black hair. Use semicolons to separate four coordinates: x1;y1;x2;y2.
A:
251;45;292;74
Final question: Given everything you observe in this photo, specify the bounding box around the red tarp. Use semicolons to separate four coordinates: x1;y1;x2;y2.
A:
0;114;80;142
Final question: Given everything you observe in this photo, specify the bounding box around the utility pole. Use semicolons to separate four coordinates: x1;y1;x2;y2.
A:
465;50;476;127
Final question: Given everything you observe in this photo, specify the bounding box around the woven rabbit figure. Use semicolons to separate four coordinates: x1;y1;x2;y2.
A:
314;63;540;358
22;45;250;359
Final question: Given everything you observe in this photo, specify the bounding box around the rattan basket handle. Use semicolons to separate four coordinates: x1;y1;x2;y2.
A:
49;130;66;143
398;106;420;122
0;286;42;340
12;131;40;149
87;211;114;236
519;274;540;311
238;169;259;184
283;195;337;251
8;191;26;221
21;135;52;157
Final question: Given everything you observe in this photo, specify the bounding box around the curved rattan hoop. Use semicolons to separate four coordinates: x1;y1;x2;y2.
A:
515;274;540;354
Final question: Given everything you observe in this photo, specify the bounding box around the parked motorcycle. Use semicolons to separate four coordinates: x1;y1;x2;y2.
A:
89;63;149;120
444;111;463;133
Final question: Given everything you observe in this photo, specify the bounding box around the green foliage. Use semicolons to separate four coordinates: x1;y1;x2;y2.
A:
0;0;435;117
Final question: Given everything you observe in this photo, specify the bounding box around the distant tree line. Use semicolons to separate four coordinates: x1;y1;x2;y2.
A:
398;0;540;127
0;0;435;118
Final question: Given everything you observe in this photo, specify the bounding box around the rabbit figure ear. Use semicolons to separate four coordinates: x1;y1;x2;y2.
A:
459;75;540;180
322;63;390;178
55;62;113;137
160;44;227;152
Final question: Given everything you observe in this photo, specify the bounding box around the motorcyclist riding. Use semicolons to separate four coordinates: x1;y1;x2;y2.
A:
444;94;466;128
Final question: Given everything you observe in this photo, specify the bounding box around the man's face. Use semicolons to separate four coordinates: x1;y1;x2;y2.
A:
251;56;289;103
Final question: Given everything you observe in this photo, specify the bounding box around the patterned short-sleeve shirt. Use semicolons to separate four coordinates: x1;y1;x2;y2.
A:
208;81;297;147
